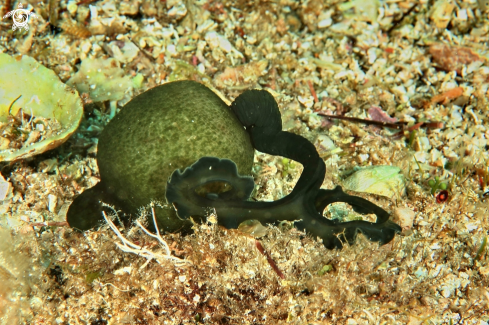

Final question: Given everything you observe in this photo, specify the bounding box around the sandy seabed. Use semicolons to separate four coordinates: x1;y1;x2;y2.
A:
1;0;489;324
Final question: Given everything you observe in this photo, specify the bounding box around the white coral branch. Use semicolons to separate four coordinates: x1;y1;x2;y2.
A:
102;204;191;268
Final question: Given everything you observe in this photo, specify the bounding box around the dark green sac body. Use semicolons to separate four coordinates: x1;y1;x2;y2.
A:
67;80;254;232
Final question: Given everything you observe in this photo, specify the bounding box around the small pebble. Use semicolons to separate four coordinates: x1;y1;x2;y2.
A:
392;207;415;230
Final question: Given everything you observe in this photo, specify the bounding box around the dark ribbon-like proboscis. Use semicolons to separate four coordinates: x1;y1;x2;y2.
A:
167;90;401;249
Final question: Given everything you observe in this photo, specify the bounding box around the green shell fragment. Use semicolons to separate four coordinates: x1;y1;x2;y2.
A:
0;53;83;162
342;166;405;198
66;57;135;102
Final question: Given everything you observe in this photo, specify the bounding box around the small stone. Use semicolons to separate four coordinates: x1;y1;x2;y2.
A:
166;44;177;56
48;194;57;213
30;297;43;310
108;41;140;64
338;0;380;23
246;35;257;45
67;1;78;15
285;12;302;32
317;15;332;29
24;130;41;146
392;207;415;230
297;95;314;109
114;266;132;275
479;265;489;276
479;0;489;11
0;137;10;150
430;0;455;28
0;175;12;201
314;134;336;155
429;43;484;74
205;31;234;54
167;2;187;20
120;0;139;16
414;136;431;152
